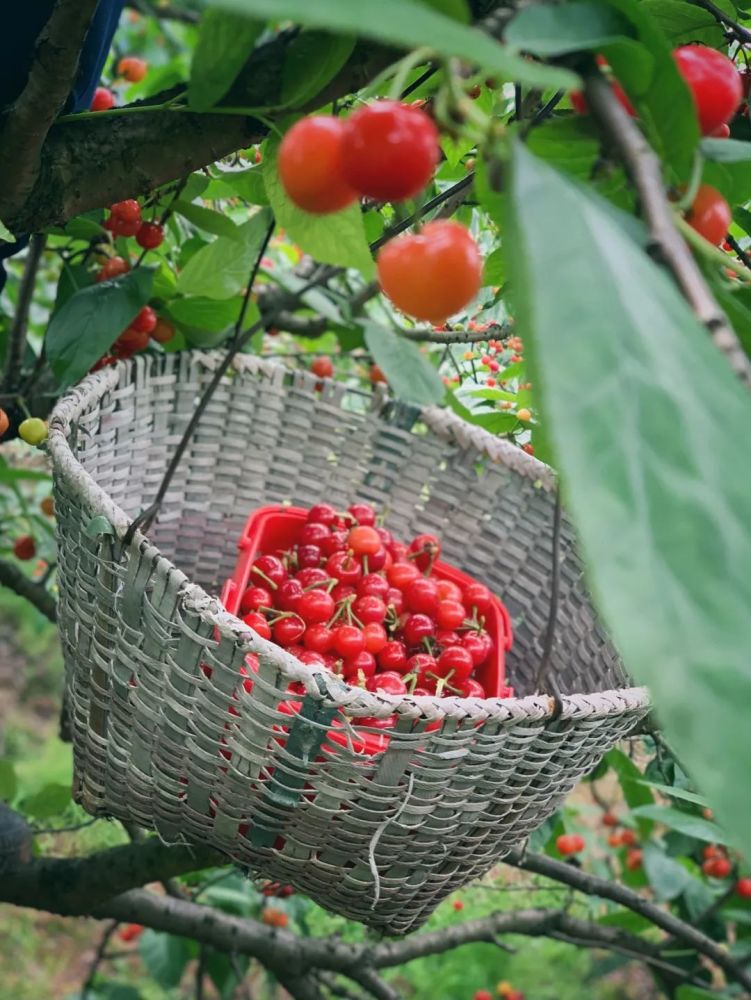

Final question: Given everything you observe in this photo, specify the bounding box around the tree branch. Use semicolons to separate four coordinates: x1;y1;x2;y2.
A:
0;557;57;622
0;0;100;213
584;71;751;391
691;0;751;43
1;235;47;392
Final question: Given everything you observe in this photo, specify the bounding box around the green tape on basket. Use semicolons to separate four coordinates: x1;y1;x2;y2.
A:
247;694;339;850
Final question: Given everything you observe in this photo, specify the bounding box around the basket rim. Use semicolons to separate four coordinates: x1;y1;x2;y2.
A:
47;351;651;725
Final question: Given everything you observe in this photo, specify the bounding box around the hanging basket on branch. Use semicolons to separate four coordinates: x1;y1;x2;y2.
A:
48;352;649;934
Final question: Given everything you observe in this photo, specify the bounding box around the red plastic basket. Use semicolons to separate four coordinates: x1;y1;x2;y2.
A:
221;506;514;753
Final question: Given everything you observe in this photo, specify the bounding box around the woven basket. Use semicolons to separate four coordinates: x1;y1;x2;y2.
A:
48;351;649;934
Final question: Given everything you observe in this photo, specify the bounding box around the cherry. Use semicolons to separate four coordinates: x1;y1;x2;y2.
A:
111;199;141;224
332;624;365;658
389;541;410;563
456;677;486;697
40;497;54;517
462;632;492;666
347;525;381;556
0;408;8;438
18;418;47;445
377;221;482;323
386;587;404;616
370;363;387;384
452;900;464;911
119;923;144;943
279;116;357;214
297;589;335;624
343;650;377;680
347;502;376;526
402;612;435;646
367;547;389;572
704;856;732;878
303;624;334;653
117;56;148;82
436;579;463;603
331;582;357;604
620;829;638;847
353;595;387;623
243;612;271;639
674;45;742;135
404;577;440;616
295;567;329;589
626;848;643;871
362;622;388;654
251;555;286;588
435;599;466;630
388;562;421;589
736;878;751;898
607;833;622;848
473;991;493;1000
326;551;363;584
407;652;437;679
136;221;164;249
366;671;407;695
108;213;140;237
240;585;272;613
151;317;175;343
131;306;157;334
297;544;322;568
276;578;304;611
409;532;441;571
13;535;36;560
297;649;326;667
341;101;439;201
686;184;731;245
97;256;129;282
273;615;306;646
602;812;619;827
300;522;330;546
378;640;408;673
556;833;585;856
91;87;115;111
703;844;722;859
307;503;337;526
463;582;494;615
357;573;390;599
116;327;149;352
435;645;473;682
311;356;334;378
711;122;731;137
320;530;348;556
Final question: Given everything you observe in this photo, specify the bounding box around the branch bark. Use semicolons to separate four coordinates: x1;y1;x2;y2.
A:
0;0;99;213
0;557;57;622
584;71;751;390
1;235;47;392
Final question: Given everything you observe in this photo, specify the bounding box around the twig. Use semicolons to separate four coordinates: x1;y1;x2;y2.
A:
584;71;751;390
400;322;511;343
0;558;57;622
33;817;99;836
195;945;207;1000
727;233;751;271
81;920;120;1000
691;0;751;43
534;484;562;699
2;235;47;392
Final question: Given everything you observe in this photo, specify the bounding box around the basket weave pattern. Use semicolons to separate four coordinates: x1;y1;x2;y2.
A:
48;352;649;934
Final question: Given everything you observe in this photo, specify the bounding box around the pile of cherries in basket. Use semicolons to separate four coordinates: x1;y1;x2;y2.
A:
237;501;510;704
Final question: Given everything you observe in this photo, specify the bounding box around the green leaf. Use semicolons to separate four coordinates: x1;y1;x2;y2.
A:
21;782;71;819
0;760;17;801
420;0;469;21
174;200;241;240
176;209;273;298
631;805;727;844
46;268;155;389
209;0;579;91
702;137;751;203
0;219;14;242
635;780;709;808
483;246;505;286
212;166;269;205
188;9;264;111
642;844;691;901
504;140;751;855
138;932;196;988
676;988;724;1000
603;748;654;838
640;0;724;46
168;296;243;331
281;31;356;109
505;2;636;56
362;321;445;405
263;136;373;276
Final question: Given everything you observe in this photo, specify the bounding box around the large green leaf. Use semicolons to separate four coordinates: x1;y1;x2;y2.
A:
46;268;154;389
263;136;373;276
209;0;579;91
642;844;692;901
702;137;751;204
174;200;241;239
604;748;654;837
640;0;724;46
211;166;269;205
20;782;71;819
505;2;636;55
0;760;17;801
168;296;243;331
281;31;356;109
631;805;727;844
676;988;723;1000
362;321;445;405
139;932;196;989
176;209;273;298
504;140;751;854
188;9;264;111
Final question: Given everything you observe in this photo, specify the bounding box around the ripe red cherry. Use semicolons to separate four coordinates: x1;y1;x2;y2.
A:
402;612;435;646
686;184;731;245
736;878;751;898
297;589;335;624
378;640;408;673
326;551;362;584
377;221;482;323
131;306;157;334
13;535;36;560
343;650;377;680
674;45;742;135
436;579;463;603
435;599;466;630
407;652;437;679
389;541;410;563
341;101;439;201
436;629;461;647
386;587;404;616
243;611;271;639
251;555;286;588
353;595;387;624
240;585;272;613
404;577;440;616
300;523;330;547
303;623;333;653
136;221;164;249
626;848;643;871
118;56;148;82
462;631;492;666
273;615;306;646
111;199;141;224
705;856;732;878
295;567;329;589
276;579;304;611
473;991;493;1000
556;833;586;856
357;573;390;599
347;502;376;526
387;562;421;589
435;645;473;681
620;829;638;847
348;525;381;556
297;649;326;667
331;582;357;604
278;116;357;214
366;671;408;695
97;256;129;282
91;86;115;111
332;625;365;658
456;677;486;697
408;532;441;571
307;503;337;526
297;544;322;568
463;582;494;615
116;327;149;352
602;812;619;827
363;622;388;654
151;317;174;344
311;356;333;378
320;530;348;557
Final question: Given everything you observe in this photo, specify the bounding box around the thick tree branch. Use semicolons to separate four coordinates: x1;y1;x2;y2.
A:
0;0;99;213
1;235;47;392
0;557;57;622
584;71;751;390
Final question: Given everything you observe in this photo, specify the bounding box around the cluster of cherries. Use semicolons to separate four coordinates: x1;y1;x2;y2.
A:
102;198;164;249
237;501;506;704
574;45;743;246
278;101;482;323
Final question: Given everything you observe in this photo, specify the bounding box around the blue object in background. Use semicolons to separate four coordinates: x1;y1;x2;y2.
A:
0;0;126;289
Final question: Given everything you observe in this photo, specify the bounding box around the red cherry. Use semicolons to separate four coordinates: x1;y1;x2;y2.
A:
251;555;286;588
347;525;381;556
131;305;157;334
242;612;271;638
387;562;421;589
96;256;129;282
375;526;394;547
279;116;357;214
276;579;304;611
136;221;164;249
386;587;405;616
341;101;439;201
303;623;333;653
463;582;494;615
366;671;407;695
602;812;619;827
300;522;330;546
686;184;731;245
402;612;435;646
311;356;334;378
295;567;329;589
674;45;742;135
297;544;322;569
705;856;732;878
331;582;357;604
456;677;486;697
320;530;348;556
389;541;410;563
91;86;115;111
118;56;148;82
377;221;482;323
272;615;306;646
406;652;437;680
408;532;441;571
473;991;493;1000
326;551;363;584
435;645;473;682
307;503;337;526
297;589;335;624
332;625;365;658
462;632;492;666
626;848;643;871
347;502;376;526
13;535;36;560
378;640;408;673
240;585;272;613
357;573;390;599
436;579;463;603
556;833;586;856
116;327;149;352
298;649;326;667
435;599;466;630
703;844;722;860
151;317;175;344
404;577;440;616
711;122;731;137
108;213;141;237
736;878;751;898
343;650;377;681
363;622;388;654
366;547;389;572
352;595;387;624
620;829;638;847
